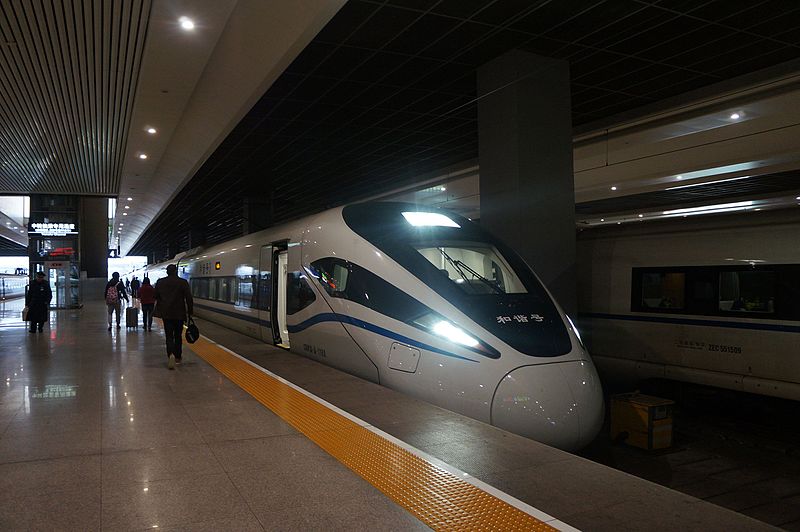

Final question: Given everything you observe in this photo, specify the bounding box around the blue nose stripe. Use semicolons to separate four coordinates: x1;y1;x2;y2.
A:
288;313;480;363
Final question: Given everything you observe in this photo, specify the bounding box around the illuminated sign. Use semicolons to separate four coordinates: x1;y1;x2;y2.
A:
29;223;78;237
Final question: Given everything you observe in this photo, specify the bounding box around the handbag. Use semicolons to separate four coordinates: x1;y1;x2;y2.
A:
22;306;29;321
185;317;199;344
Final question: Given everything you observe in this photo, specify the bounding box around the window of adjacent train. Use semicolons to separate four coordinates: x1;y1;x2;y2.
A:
412;242;527;295
719;271;775;314
641;272;685;309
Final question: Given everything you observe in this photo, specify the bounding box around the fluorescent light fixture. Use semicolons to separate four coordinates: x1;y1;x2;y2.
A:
663;200;753;215
665;175;751;190
402;211;460;228
179;16;194;30
433;321;478;348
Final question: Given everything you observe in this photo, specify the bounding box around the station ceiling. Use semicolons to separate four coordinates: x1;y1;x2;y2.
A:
1;1;799;258
130;0;800;257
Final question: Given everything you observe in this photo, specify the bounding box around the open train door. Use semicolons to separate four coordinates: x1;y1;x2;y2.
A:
257;244;273;343
272;241;290;348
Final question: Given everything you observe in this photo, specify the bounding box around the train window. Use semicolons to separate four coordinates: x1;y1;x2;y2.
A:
412;242;527;294
719;271;775;314
287;271;316;314
220;277;232;303
311;258;428;323
257;272;271;311
237;275;254;308
641;272;685;310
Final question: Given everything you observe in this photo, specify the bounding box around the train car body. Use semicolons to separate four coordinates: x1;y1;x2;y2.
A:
151;202;604;451
577;210;800;401
0;274;28;300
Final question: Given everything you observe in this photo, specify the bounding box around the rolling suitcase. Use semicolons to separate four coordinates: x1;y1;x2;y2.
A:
126;307;139;329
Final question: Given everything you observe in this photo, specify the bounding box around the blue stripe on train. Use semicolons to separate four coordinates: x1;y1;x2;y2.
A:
578;312;800;333
195;303;478;363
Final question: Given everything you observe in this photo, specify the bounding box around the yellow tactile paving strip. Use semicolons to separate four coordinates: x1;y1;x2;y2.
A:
187;335;557;531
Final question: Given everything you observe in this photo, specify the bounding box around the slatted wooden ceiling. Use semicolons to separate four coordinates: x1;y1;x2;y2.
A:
0;0;150;196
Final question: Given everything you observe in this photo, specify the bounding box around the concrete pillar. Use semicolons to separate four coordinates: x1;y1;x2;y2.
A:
477;50;576;314
189;226;206;249
80;197;108;279
243;195;272;234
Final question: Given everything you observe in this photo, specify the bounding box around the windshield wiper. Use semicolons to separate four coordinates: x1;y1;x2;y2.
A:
437;248;503;294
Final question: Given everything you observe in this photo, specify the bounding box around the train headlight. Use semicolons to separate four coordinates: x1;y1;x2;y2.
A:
432;320;479;348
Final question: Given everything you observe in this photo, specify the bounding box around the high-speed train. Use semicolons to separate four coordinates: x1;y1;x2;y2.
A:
0;274;28;300
577;209;800;401
146;202;604;450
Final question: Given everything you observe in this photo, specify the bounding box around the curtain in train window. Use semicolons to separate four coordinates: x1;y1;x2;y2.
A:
719;271;775;313
641;272;685;309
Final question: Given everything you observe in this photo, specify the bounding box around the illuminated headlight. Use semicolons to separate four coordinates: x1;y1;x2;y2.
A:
432;320;479;348
402;211;460;228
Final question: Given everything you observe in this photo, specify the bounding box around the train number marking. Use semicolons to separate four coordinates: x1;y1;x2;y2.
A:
708;344;742;354
303;344;326;358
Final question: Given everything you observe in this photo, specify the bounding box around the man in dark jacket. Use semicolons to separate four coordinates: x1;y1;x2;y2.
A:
26;271;52;333
154;264;193;369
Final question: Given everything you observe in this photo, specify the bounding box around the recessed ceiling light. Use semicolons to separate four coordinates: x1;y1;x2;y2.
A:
611;186;617;191
146;127;156;134
600;218;605;222
138;153;148;160
796;196;800;200
127;197;132;201
638;214;643;218
179;16;194;30
616;222;621;225
119;223;124;226
730;112;741;120
123;213;128;216
676;175;683;180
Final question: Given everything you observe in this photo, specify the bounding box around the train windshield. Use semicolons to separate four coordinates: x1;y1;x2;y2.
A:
342;203;572;357
413;242;528;295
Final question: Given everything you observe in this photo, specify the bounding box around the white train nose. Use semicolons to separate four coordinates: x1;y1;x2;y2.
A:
491;360;604;451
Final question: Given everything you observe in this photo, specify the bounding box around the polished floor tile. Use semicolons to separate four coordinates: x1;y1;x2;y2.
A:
0;300;428;530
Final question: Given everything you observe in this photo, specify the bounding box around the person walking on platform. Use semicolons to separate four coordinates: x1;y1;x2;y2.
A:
138;277;155;331
130;276;140;299
154;264;193;369
25;271;52;333
105;272;128;331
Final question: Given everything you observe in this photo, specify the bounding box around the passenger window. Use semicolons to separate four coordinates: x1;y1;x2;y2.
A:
719;271;775;313
641;272;685;309
237;275;254;308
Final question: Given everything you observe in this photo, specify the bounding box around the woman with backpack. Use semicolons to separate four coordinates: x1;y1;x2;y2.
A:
104;272;128;331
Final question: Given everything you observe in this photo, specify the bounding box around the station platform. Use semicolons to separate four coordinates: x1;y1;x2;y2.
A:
0;298;777;531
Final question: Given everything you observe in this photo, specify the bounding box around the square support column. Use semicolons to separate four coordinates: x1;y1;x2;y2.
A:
478;50;576;314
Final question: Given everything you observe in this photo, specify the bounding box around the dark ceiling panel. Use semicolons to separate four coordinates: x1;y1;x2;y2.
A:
131;0;800;258
0;237;26;256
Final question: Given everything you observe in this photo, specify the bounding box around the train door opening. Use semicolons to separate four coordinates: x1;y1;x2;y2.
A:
273;243;290;348
257;245;273;342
